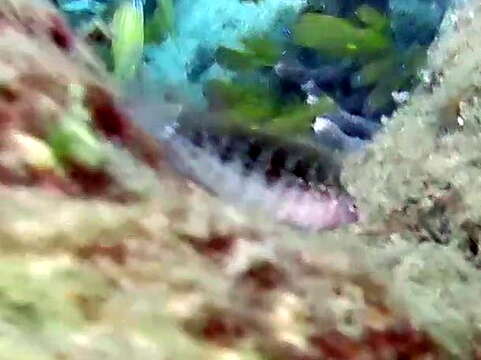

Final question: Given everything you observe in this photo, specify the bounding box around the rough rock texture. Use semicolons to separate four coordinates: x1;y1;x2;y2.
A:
1;0;481;359
389;0;449;48
339;0;481;357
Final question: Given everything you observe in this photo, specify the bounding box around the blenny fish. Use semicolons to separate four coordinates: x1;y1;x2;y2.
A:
128;92;359;232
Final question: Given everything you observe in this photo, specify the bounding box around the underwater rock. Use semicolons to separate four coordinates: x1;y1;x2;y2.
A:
4;1;481;360
186;46;216;83
0;0;167;201
389;0;449;48
312;116;369;152
339;2;481;353
275;55;351;92
323;110;381;141
274;55;381;146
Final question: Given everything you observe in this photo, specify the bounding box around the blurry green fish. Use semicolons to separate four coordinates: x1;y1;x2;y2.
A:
144;0;175;44
111;0;145;81
293;8;391;60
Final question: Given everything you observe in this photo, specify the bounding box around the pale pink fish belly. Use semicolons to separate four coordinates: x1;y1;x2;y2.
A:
275;186;359;231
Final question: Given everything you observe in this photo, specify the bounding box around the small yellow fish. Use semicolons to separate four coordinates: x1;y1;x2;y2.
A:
111;0;145;81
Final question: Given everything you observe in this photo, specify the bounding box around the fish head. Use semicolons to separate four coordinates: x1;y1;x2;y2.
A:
275;184;359;231
334;190;359;226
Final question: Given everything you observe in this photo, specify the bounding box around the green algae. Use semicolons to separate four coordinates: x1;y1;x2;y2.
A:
215;34;282;71
204;79;335;135
144;0;175;44
0;256;113;358
47;85;106;169
48;119;106;169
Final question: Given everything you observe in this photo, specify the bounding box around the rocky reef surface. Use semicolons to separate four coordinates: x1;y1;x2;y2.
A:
1;0;481;359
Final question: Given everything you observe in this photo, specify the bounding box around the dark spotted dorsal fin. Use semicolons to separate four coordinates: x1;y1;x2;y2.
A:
174;108;345;190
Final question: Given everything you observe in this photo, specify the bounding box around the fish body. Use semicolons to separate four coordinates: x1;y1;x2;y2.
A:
111;0;145;81
173;113;341;185
126;94;358;231
162;111;359;231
